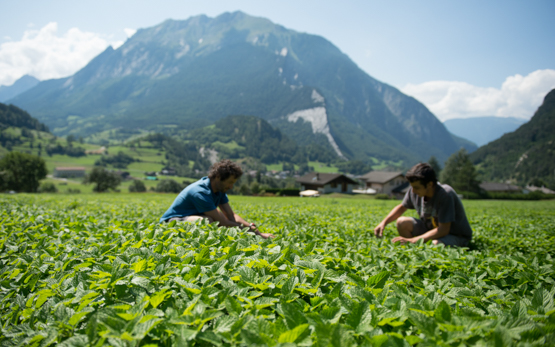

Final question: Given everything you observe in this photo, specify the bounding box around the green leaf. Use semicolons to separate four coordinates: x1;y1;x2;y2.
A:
434;301;452;323
280;302;308;329
68;312;89;326
133;259;147;273
281;276;299;295
225;296;243;316
368;271;390;289
278;323;309;343
149;289;172;309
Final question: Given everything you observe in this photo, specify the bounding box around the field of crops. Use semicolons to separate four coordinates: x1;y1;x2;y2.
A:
1;194;554;346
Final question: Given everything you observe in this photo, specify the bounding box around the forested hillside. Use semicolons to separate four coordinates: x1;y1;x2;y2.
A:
471;89;555;188
0;103;49;132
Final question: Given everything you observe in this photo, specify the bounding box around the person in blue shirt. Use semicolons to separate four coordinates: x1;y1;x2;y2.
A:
160;159;274;239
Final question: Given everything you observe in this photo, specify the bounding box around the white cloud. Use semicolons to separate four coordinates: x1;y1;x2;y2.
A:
124;28;137;38
401;69;555;121
0;22;119;86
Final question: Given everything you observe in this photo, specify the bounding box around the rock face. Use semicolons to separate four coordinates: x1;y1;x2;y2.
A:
10;11;463;164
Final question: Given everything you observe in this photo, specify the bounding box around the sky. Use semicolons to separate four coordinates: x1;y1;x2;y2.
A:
1;0;554;121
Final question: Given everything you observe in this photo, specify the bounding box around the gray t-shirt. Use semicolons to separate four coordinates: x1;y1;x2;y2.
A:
402;183;472;240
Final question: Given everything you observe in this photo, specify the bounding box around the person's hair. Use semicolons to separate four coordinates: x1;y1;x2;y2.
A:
208;159;243;181
405;162;437;187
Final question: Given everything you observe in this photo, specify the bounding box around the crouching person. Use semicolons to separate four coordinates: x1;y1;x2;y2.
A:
373;163;472;247
159;159;275;239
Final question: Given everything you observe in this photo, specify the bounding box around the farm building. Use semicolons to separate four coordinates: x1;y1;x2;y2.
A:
53;167;86;178
360;171;406;196
296;172;358;194
479;182;522;193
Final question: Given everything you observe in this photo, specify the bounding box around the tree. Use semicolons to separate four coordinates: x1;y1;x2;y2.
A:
38;182;58;193
128;180;147;192
440;149;480;193
0;152;47;192
155;179;183;193
428;156;442;177
83;167;122;192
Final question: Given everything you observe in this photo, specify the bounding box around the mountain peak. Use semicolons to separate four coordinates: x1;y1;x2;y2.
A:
11;12;463;165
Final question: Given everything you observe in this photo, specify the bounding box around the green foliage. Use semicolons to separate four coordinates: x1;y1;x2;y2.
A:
184;115;337;166
95;151;136;169
155;179;183;193
83;167;122;192
45;142;86;157
128;180;147;193
0;151;47;192
264;188;301;196
441;149;481;193
139;133;210;176
428;156;442;177
0;102;49;132
471;89;555;189
38;182;58;193
0;195;554;346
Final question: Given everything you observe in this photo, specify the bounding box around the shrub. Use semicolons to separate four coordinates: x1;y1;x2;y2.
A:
38;182;58;193
83;167;122;192
128;180;147;193
155;179;183;193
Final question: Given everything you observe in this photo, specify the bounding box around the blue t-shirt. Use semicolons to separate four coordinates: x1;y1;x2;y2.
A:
159;177;229;223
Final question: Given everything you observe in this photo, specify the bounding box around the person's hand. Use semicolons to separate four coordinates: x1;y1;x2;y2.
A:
391;236;415;245
257;232;275;239
374;223;386;237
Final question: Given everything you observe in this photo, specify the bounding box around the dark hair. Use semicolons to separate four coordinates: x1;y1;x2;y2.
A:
405;163;437;187
208;159;243;181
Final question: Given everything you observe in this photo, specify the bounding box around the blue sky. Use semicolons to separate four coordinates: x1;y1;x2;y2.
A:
1;0;554;120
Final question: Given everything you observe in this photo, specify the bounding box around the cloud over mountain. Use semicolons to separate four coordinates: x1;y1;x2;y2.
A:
401;69;555;121
0;22;123;86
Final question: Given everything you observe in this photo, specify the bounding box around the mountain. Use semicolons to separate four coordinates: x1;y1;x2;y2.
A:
0;103;49;132
449;133;478;153
444;116;527;147
470;89;555;188
0;75;40;102
10;11;463;165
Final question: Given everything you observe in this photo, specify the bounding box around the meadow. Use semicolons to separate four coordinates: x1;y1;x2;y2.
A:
0;194;554;346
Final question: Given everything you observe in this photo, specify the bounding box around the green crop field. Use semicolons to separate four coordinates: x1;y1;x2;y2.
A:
1;195;554;346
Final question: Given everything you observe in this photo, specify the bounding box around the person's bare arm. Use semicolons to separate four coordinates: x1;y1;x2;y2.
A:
374;204;407;237
219;203;237;223
392;222;451;244
203;209;242;228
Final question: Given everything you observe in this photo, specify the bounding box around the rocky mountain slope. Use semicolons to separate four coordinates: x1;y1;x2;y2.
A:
10;11;463;164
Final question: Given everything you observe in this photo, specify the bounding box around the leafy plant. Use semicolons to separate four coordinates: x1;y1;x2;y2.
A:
0;195;553;346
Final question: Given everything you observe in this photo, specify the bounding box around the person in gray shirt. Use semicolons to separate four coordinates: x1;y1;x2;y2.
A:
374;163;472;247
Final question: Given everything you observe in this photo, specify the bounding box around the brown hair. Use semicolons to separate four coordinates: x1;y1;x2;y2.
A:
405;162;437;187
208;159;243;181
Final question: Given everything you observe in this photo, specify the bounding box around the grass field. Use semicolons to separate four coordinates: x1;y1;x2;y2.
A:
1;194;554;346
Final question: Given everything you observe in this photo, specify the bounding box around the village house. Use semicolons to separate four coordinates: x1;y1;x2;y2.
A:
53;167;86;178
296;172;358;194
359;171;406;196
479;182;522;193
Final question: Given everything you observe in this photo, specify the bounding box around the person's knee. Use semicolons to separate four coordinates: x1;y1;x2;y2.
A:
432;239;440;245
396;217;412;231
